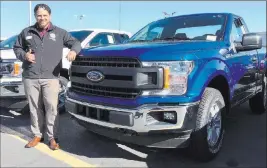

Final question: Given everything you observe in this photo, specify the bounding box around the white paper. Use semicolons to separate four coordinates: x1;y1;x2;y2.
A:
206;35;217;41
107;35;114;44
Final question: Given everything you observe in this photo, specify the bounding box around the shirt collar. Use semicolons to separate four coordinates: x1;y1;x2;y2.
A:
31;22;54;32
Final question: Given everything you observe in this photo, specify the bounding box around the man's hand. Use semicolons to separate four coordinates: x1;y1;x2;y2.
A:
25;49;36;63
66;50;77;62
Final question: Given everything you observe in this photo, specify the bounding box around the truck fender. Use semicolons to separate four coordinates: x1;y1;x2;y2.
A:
188;59;232;100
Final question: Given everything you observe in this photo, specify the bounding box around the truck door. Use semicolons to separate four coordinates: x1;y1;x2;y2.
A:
230;17;258;106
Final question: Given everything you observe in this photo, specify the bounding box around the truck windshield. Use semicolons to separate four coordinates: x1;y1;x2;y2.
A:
69;30;93;42
128;14;226;43
0;35;18;49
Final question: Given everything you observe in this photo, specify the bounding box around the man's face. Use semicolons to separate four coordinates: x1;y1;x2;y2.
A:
35;8;51;29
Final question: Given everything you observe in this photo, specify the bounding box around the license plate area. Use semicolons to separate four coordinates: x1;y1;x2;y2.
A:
75;103;133;126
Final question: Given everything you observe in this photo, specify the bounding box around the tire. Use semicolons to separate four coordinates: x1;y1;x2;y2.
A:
58;76;68;114
249;75;267;114
188;87;225;162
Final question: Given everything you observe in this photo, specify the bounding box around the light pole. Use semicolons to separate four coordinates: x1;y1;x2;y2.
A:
29;1;32;26
163;11;176;18
118;0;121;31
74;14;86;28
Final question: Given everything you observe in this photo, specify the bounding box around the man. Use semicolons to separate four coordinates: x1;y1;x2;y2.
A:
13;4;81;150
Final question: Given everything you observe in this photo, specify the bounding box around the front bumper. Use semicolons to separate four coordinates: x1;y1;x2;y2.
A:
65;96;199;148
0;79;27;109
0;81;25;98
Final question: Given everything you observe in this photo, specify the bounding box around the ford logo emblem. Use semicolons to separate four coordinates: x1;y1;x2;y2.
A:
86;70;104;82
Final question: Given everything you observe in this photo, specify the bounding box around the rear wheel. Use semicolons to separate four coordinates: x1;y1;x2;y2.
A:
188;87;225;162
249;75;267;114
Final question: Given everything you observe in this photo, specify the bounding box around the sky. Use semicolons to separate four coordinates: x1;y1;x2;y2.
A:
1;1;266;38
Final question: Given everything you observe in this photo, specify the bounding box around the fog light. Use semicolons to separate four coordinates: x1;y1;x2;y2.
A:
163;112;177;123
14;86;19;93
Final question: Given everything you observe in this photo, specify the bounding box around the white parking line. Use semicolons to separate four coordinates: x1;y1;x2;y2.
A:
7;134;97;167
9;110;22;116
117;144;147;159
0;115;14;118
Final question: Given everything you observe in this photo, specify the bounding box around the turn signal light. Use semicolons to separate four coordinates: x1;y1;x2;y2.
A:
13;63;20;75
164;68;170;89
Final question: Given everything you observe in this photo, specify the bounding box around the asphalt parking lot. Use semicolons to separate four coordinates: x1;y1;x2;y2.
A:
1;101;266;167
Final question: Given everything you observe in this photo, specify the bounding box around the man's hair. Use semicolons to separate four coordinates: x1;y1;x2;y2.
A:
34;4;51;15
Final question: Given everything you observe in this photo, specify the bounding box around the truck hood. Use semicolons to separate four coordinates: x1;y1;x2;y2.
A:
0;48;17;60
80;41;226;61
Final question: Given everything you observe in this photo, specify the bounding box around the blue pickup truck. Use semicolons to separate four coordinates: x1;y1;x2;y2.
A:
65;13;266;161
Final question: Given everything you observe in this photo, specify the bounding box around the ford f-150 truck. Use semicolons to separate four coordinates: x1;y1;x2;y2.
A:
65;13;266;161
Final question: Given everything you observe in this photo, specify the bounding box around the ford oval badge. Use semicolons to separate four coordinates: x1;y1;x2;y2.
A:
86;70;104;82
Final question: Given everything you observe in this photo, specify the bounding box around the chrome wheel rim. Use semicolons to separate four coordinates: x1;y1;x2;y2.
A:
207;102;222;147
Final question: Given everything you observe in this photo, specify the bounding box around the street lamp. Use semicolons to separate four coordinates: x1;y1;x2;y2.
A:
118;0;122;31
29;1;32;26
163;11;176;18
74;14;86;28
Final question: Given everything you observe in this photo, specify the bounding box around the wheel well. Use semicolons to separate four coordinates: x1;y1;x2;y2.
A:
207;75;230;114
60;69;69;80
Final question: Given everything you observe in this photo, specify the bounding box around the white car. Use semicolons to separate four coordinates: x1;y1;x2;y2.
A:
61;29;132;77
0;37;7;42
0;29;132;112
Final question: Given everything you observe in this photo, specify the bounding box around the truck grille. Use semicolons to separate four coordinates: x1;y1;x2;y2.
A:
70;57;143;99
72;56;141;68
71;82;141;99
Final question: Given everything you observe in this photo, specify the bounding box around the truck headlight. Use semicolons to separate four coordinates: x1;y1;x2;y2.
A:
0;61;23;77
142;61;194;95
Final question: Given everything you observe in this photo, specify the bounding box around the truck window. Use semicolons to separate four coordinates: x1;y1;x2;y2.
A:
113;33;130;43
231;19;244;43
175;25;221;41
146;27;163;40
89;33;115;47
69;30;93;42
129;14;226;42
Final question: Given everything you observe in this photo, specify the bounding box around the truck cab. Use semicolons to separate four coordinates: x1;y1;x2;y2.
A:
65;13;266;161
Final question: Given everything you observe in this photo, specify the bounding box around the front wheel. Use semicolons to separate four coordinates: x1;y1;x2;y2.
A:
249;75;267;114
188;87;225;162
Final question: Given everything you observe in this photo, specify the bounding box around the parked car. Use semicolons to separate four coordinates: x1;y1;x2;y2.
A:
65;13;266;161
0;37;7;42
0;29;131;112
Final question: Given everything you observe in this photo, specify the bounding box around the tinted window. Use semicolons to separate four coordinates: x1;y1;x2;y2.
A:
113;33;130;43
69;30;93;42
231;20;243;42
129;14;226;42
0;35;18;49
120;34;130;42
89;33;114;47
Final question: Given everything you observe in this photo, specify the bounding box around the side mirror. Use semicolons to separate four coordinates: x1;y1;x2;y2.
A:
236;33;262;52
